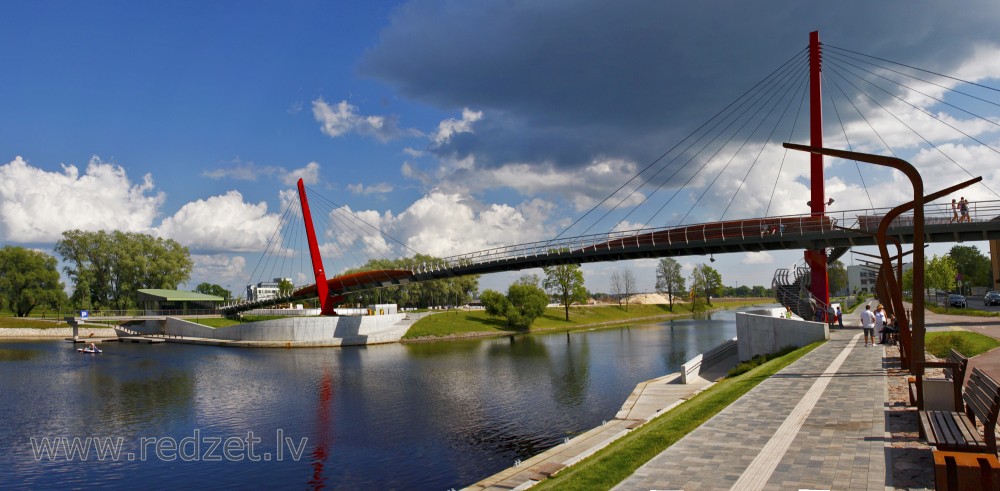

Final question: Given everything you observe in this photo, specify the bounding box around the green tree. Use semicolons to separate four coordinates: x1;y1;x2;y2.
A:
479;289;509;318
828;260;848;296
55;230;193;310
655;257;685;311
690;264;723;308
543;263;587;321
0;247;68;317
278;279;294;297
195;283;232;301
925;254;959;293
949;245;990;294
505;282;549;329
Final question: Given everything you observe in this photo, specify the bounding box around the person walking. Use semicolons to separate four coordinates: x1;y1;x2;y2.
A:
836;306;843;328
959;197;970;222
861;304;876;347
950;198;959;223
874;304;887;345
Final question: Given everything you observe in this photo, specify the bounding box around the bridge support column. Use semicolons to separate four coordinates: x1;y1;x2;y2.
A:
807;30;830;310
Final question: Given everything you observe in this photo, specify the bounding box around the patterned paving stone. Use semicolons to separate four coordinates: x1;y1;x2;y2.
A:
615;328;887;490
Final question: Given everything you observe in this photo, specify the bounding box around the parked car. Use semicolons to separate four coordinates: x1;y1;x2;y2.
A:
949;294;967;308
985;292;1000;306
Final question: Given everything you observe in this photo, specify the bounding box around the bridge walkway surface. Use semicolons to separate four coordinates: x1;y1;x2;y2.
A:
616;327;887;491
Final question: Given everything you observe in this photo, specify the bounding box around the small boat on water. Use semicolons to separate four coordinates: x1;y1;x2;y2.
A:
77;347;102;354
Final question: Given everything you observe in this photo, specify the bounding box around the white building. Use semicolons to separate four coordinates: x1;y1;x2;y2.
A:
245;277;292;302
847;263;911;294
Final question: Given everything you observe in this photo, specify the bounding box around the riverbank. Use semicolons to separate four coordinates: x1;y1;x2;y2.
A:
403;299;770;342
0;327;118;338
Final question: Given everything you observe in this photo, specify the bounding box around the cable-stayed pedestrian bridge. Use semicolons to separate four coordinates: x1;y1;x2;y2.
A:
224;31;1000;317
222;200;1000;315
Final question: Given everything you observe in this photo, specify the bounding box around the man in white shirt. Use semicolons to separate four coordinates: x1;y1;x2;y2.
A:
860;304;876;347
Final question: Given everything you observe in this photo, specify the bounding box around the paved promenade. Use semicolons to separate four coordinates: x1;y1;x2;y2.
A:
617;328;888;490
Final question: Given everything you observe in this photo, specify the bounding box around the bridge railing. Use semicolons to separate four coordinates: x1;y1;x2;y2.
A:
428;200;1000;273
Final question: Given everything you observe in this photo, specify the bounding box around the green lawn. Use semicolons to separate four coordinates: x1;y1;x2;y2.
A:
0;317;71;328
403;299;769;339
532;340;824;490
926;304;1000;317
925;331;1000;358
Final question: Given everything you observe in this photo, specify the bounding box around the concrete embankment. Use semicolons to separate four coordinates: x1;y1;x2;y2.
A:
0;327;118;338
116;314;416;348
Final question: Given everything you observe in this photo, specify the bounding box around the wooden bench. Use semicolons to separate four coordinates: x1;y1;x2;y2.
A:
911;349;969;410
919;367;1000;454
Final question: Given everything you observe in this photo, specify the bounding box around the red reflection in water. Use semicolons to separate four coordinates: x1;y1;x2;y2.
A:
308;367;333;489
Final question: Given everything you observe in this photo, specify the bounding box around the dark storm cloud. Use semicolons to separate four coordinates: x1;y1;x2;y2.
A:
359;0;1000;169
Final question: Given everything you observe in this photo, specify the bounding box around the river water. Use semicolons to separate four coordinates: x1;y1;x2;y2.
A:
0;308;754;490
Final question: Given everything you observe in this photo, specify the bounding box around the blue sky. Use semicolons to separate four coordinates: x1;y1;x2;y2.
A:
4;1;1000;297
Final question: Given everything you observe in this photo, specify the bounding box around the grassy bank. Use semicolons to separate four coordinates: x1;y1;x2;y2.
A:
532;340;824;490
925;331;1000;358
403;299;770;339
926;304;1000;317
0;317;70;328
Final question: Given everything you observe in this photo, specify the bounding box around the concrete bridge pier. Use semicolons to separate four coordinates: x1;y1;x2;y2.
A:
66;317;79;341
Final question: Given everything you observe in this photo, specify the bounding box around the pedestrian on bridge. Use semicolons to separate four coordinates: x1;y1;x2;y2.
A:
959;197;970;222
950;198;959;223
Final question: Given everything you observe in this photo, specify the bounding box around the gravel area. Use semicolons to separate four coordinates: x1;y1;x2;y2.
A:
884;344;936;490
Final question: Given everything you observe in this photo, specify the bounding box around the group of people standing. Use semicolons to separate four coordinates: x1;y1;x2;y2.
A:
860;303;897;346
951;197;971;223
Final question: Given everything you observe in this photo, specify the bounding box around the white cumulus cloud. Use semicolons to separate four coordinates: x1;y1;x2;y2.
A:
156;190;281;252
742;251;774;265
0;156;163;243
190;254;248;286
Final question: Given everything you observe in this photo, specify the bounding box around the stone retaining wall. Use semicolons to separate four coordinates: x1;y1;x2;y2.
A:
0;327;118;338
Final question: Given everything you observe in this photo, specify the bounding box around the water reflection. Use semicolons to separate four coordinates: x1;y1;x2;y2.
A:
0;307;755;489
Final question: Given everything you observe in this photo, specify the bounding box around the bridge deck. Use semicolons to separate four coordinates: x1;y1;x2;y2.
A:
224;201;1000;313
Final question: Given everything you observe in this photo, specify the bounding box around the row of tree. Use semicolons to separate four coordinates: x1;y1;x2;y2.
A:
0;230;194;316
340;255;480;309
900;245;995;294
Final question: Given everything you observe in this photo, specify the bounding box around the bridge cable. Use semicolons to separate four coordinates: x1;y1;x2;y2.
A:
683;57;809;223
827;55;1000;161
825;59;1000;199
653;56;809;226
823;44;1000;97
764;72;810;217
720;64;810;219
242;196;299;297
825;51;1000;130
304;187;416;286
547;46;808;241
614;52;808;231
617;52;808;230
824;71;876;211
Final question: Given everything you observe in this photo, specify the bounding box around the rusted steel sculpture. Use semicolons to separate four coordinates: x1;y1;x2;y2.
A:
784;143;981;373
